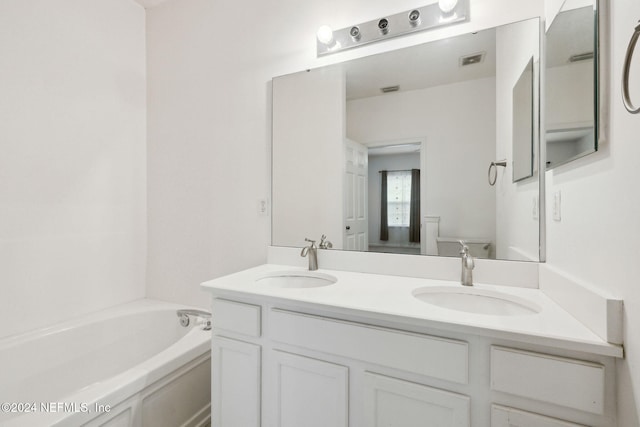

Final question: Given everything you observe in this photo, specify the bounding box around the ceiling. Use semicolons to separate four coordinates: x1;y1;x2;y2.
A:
345;27;497;101
546;6;594;68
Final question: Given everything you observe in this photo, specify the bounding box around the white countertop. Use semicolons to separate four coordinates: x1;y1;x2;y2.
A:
201;264;623;358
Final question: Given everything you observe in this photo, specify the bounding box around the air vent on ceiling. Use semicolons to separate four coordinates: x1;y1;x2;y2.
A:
569;52;594;63
380;85;400;93
459;52;485;67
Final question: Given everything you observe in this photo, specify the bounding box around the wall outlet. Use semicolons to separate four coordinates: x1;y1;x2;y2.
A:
553;191;561;221
258;198;269;216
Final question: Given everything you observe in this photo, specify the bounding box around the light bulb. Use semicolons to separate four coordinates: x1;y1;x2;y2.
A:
438;0;458;14
316;25;334;45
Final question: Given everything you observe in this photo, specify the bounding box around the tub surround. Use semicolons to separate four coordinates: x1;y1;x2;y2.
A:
0;299;211;427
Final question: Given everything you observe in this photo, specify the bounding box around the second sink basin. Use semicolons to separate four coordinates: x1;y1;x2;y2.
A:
256;271;337;288
412;286;541;316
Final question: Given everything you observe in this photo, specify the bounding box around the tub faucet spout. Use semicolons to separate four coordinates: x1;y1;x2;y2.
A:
177;309;211;330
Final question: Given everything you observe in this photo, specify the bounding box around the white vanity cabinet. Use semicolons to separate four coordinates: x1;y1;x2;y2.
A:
267;350;349;427
363;372;471;427
210;299;262;427
208;294;617;427
491;405;587;427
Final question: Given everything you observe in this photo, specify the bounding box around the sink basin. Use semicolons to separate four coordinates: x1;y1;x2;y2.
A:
412;286;541;316
256;271;337;288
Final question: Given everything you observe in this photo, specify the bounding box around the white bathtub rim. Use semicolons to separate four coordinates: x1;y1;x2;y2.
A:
55;330;210;427
0;298;208;349
6;338;210;427
1;299;211;427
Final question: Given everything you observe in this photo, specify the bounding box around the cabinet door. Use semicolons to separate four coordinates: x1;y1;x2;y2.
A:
212;337;260;427
271;350;348;427
491;405;587;427
364;373;470;427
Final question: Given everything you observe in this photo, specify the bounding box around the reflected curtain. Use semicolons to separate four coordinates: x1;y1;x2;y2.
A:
409;169;421;243
380;171;388;241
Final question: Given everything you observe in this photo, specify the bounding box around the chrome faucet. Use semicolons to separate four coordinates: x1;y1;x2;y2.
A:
459;241;475;286
177;309;212;330
301;238;318;271
319;234;333;249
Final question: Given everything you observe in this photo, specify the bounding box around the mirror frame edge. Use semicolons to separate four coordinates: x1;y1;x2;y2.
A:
539;16;547;263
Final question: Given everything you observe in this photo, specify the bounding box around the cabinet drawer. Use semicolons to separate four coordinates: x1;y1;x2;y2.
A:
490;346;604;414
270;309;468;384
491;405;586;427
212;298;261;337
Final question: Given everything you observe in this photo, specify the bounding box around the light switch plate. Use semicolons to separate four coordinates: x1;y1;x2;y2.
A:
258;199;269;216
553;191;561;221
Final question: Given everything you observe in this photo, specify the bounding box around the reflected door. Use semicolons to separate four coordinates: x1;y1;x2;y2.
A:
344;139;368;250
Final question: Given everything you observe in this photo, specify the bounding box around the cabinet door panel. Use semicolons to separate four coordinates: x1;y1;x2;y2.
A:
212;337;260;427
272;350;348;427
364;372;470;427
491;405;587;427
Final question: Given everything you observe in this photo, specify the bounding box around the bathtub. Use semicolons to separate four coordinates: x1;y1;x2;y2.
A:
0;299;211;427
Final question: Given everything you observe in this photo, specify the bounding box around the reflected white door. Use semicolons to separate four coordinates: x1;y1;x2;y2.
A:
344;139;368;251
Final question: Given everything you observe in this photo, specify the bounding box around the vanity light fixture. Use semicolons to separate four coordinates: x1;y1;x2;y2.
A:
316;25;336;47
316;0;469;56
439;0;459;14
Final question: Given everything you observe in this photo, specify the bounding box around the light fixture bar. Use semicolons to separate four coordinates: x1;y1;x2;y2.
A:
317;0;469;56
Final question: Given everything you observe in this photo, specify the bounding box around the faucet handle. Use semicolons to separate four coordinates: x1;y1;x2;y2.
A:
458;240;470;255
304;237;317;248
319;234;333;249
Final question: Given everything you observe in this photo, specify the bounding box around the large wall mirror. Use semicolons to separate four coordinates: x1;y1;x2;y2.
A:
272;17;542;262
513;58;535;182
545;0;599;169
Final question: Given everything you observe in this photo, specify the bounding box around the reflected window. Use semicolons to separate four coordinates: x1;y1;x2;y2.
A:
387;171;412;227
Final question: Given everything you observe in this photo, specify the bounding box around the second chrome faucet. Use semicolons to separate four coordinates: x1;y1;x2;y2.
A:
301;235;332;270
459;240;475;286
301;238;318;270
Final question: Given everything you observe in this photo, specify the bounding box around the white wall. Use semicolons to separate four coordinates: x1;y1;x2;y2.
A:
142;0;542;302
0;0;147;338
544;0;640;424
144;0;640;423
348;79;497;245
546;61;594;129
144;0;542;308
495;18;541;261
145;0;271;307
271;67;345;249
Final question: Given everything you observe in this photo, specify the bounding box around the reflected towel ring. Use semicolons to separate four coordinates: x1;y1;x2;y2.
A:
488;160;507;186
623;21;640;114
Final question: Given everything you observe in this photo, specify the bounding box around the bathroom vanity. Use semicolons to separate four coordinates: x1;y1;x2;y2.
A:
203;0;614;424
201;264;621;427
